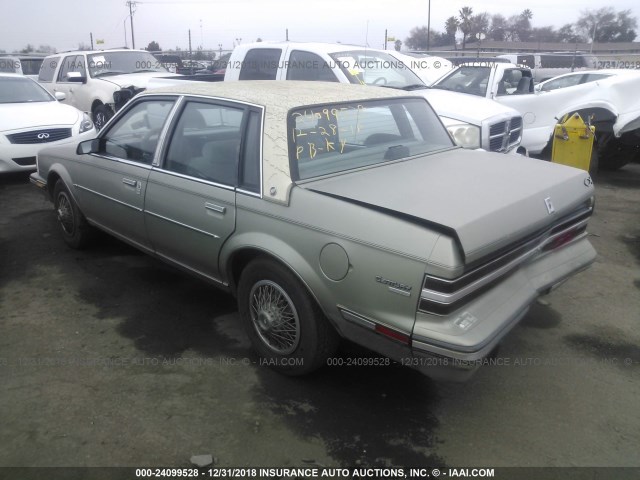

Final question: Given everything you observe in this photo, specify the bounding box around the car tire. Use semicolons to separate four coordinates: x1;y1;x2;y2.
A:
237;258;338;375
93;104;113;130
53;180;93;249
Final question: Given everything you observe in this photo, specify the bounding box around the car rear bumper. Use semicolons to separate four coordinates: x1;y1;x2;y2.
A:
335;237;596;381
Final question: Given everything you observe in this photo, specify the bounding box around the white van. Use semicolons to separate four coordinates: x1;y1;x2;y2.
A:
496;52;597;82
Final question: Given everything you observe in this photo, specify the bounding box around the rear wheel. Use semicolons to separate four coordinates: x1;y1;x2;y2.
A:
53;180;93;249
237;258;338;375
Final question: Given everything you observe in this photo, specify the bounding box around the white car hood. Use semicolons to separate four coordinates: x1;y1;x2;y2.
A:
0;101;80;131
420;88;519;123
98;71;181;88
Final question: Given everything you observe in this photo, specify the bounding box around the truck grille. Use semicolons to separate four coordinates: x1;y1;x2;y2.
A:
7;128;72;144
489;116;522;152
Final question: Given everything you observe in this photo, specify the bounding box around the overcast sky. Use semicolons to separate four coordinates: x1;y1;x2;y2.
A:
2;0;639;54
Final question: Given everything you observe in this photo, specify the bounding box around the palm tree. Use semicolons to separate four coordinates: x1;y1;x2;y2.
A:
445;16;460;49
459;6;474;49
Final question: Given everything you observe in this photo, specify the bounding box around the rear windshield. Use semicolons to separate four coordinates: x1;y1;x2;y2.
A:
288;98;454;180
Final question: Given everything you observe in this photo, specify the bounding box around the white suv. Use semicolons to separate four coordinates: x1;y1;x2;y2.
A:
38;49;177;129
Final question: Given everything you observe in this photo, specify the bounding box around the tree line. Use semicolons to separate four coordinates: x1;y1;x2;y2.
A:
405;6;638;50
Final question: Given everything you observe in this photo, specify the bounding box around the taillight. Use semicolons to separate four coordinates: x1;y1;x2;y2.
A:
375;324;410;345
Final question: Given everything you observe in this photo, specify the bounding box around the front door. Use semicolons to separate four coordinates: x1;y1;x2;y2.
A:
73;98;177;250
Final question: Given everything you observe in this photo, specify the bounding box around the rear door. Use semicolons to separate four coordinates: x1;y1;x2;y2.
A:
144;98;261;283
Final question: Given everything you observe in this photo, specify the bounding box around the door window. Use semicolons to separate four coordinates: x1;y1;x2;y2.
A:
99;100;175;164
164;101;245;185
238;49;281;80
57;55;86;82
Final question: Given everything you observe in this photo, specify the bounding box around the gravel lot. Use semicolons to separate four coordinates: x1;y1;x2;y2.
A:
1;164;639;472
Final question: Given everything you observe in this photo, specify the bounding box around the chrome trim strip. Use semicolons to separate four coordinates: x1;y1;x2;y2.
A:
149;168;236;191
389;286;411;297
422;246;539;305
144;210;221;239
339;308;376;330
421;225;590;306
236;188;261;198
74;184;142;212
88;153;154;170
153;96;185;167
205;202;226;214
153;250;227;286
427;208;592;287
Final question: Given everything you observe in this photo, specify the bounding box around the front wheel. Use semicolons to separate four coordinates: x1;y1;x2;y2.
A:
93;104;113;130
53;180;93;249
237;258;338;375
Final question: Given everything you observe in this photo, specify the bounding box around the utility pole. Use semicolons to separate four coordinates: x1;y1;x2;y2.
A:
427;0;431;51
126;1;136;49
189;29;192;62
90;32;94;50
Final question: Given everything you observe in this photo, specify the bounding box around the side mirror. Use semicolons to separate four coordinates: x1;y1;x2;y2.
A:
54;91;66;101
76;139;100;155
66;71;87;83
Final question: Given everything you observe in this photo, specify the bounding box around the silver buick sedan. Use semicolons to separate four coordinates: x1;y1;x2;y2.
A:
31;81;596;381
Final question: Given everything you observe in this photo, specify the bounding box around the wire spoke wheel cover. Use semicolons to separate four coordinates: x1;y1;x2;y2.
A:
249;280;301;355
56;192;75;235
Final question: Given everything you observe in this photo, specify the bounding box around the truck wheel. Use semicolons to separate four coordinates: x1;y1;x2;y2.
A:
93;105;113;130
53;180;93;249
588;145;599;177
596;133;631;171
237;258;338;375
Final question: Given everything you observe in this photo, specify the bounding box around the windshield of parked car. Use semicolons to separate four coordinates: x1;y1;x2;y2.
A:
0;76;53;103
432;66;491;97
328;50;426;90
88;51;168;77
288;98;455;180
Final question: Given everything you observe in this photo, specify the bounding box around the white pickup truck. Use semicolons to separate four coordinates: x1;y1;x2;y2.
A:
150;42;525;154
432;62;640;170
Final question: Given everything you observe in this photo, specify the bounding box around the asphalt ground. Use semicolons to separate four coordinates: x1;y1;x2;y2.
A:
0;164;639;475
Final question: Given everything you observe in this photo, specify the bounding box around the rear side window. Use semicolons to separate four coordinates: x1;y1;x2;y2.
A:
540;55;573;68
239;110;262;193
516;55;535;68
20;58;44;76
286;50;338;82
239;49;281;80
39;56;59;82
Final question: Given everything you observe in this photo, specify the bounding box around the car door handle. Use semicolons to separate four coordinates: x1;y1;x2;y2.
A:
122;178;137;187
205;202;226;214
